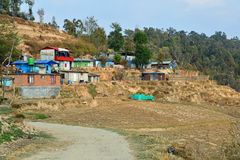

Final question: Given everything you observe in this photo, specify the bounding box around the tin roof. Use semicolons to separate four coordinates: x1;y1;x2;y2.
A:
35;60;59;65
12;60;59;65
41;46;69;52
12;60;28;65
88;73;100;77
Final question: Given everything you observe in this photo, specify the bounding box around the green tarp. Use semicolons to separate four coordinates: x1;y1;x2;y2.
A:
130;94;155;101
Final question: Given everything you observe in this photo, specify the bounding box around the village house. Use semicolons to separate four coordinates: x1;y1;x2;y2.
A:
150;60;177;69
11;73;61;87
10;58;61;99
95;59;115;68
61;71;89;84
88;73;100;83
40;46;74;71
142;72;169;81
72;58;94;68
120;52;136;68
8;73;61;99
61;71;100;84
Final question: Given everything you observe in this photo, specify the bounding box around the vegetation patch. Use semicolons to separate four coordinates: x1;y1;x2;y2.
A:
0;107;13;115
24;112;49;120
88;84;97;99
0;119;26;144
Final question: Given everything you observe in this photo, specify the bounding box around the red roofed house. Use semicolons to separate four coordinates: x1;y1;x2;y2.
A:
40;46;74;71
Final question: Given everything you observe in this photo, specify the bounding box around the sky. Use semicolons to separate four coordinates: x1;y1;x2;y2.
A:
22;0;240;38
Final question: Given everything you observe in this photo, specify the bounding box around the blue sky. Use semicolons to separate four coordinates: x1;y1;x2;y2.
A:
22;0;240;38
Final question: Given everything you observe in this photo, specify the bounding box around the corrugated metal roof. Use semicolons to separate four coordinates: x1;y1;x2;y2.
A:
12;60;59;65
12;60;27;65
88;73;100;77
35;60;59;65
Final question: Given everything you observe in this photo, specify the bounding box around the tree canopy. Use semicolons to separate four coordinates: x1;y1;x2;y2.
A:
108;23;124;52
0;0;35;20
134;30;152;69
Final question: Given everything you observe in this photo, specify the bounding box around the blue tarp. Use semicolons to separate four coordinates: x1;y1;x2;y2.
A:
130;94;155;101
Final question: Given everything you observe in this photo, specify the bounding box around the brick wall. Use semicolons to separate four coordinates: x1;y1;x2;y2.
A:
12;74;61;87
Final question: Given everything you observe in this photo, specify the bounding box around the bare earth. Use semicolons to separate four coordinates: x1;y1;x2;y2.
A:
23;122;134;160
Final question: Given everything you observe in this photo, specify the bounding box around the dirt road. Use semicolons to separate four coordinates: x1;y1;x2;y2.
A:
23;122;134;160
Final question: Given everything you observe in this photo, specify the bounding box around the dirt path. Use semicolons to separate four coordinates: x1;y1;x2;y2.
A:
23;122;134;160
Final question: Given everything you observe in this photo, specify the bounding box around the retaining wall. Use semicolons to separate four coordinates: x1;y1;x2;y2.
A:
18;86;61;99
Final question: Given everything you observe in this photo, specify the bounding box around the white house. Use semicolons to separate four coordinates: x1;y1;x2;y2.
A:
61;71;89;84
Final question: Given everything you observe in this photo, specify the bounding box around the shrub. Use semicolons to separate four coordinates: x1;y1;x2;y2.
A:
88;84;97;99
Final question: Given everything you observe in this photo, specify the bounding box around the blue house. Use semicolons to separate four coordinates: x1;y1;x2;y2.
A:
12;60;59;74
95;59;115;68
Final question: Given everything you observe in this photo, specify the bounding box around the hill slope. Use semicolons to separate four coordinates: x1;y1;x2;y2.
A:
0;15;97;57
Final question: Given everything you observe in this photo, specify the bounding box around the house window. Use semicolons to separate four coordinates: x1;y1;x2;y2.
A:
41;75;45;79
28;75;34;84
51;75;56;84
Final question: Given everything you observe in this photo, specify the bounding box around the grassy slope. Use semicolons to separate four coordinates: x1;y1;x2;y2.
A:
0;14;97;57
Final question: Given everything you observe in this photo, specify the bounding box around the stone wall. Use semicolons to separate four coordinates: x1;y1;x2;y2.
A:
18;86;61;99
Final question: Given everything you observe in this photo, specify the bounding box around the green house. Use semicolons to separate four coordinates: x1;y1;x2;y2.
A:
72;59;94;68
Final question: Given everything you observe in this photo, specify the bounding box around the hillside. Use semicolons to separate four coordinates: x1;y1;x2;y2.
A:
0;15;97;57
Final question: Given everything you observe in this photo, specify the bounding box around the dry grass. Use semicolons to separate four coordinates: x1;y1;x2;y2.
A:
11;80;240;159
16;97;238;159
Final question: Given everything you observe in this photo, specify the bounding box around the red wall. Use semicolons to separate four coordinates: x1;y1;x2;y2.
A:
12;74;61;87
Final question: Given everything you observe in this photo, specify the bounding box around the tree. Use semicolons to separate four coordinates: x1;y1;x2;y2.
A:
9;0;23;16
134;30;148;44
134;45;152;69
84;16;98;36
88;84;97;99
37;8;44;24
124;29;135;53
0;0;10;14
157;47;171;62
124;37;135;53
90;27;107;51
0;19;20;64
49;16;59;29
25;0;35;21
63;19;84;37
108;23;124;52
0;0;29;19
113;54;122;64
134;30;152;69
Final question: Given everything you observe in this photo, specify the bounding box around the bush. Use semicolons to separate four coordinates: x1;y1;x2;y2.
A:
24;113;49;120
88;84;97;99
0;121;25;144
